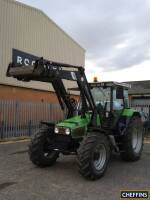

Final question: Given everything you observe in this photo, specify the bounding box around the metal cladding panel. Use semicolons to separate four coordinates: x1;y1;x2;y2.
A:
0;0;85;91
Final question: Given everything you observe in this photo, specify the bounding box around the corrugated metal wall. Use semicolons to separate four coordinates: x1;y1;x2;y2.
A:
0;0;85;91
131;98;150;106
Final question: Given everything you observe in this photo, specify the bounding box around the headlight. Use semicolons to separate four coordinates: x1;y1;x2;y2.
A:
54;127;59;134
65;128;70;135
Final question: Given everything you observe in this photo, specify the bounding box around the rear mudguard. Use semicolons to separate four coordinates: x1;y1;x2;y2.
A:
117;108;141;136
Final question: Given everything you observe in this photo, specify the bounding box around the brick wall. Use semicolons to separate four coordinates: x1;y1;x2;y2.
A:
0;84;58;103
0;84;79;103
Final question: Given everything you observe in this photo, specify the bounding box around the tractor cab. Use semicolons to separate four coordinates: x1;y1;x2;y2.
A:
89;82;131;129
90;82;130;111
70;81;131;129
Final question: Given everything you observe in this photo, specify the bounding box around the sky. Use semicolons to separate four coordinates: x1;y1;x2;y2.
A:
17;0;150;82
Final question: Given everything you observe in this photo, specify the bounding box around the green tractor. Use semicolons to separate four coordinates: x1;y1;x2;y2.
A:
7;58;144;180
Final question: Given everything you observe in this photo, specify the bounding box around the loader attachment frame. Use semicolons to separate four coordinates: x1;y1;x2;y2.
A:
7;58;98;126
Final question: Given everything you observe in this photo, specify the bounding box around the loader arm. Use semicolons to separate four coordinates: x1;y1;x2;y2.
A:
7;58;97;125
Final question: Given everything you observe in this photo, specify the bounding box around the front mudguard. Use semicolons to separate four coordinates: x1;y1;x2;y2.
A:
40;121;55;128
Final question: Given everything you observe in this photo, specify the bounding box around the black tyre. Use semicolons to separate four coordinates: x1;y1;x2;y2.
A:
28;128;59;167
120;116;144;161
77;133;110;180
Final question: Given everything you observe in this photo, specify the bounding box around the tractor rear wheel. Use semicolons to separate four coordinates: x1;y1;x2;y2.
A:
28;128;59;167
120;116;143;161
77;133;110;180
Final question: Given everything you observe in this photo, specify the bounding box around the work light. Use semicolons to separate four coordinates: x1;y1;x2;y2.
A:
65;128;70;135
54;127;59;134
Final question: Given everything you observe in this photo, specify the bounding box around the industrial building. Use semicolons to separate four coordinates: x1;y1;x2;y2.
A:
127;80;150;105
0;0;85;103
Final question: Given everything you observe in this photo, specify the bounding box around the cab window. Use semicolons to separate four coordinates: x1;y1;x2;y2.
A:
113;89;124;110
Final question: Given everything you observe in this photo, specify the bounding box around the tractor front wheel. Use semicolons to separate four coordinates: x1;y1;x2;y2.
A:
77;133;110;180
28;128;59;167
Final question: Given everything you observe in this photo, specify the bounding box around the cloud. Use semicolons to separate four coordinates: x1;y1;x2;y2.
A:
17;0;150;72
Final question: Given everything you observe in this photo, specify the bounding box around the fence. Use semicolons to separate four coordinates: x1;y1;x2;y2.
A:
131;104;150;116
0;100;64;139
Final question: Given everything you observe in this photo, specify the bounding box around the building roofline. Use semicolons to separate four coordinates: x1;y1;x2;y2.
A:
125;80;150;84
4;0;85;52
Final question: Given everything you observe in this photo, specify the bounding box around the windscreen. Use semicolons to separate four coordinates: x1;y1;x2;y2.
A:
91;87;111;110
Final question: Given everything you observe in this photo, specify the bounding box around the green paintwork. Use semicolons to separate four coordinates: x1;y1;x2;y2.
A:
121;108;137;117
57;114;91;129
56;113;101;138
55;108;140;138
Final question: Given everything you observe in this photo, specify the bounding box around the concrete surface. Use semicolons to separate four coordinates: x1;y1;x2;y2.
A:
0;141;150;200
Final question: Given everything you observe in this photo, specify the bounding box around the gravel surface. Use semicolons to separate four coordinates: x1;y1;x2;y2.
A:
0;141;150;200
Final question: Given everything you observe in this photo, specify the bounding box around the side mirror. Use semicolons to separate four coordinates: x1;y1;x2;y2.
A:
116;87;124;99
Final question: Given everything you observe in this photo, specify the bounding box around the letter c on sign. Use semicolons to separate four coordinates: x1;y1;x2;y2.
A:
24;58;29;66
122;193;126;198
31;61;35;66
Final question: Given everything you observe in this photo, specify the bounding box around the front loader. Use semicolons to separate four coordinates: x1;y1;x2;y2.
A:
7;58;144;180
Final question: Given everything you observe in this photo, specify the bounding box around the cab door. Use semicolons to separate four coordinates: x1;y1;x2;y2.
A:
111;87;126;128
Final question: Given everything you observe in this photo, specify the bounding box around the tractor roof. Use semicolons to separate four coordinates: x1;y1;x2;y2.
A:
68;81;131;91
89;81;131;89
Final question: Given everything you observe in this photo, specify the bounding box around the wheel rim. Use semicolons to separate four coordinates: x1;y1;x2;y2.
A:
92;144;107;171
132;126;143;153
43;140;56;158
43;150;56;158
44;152;50;157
